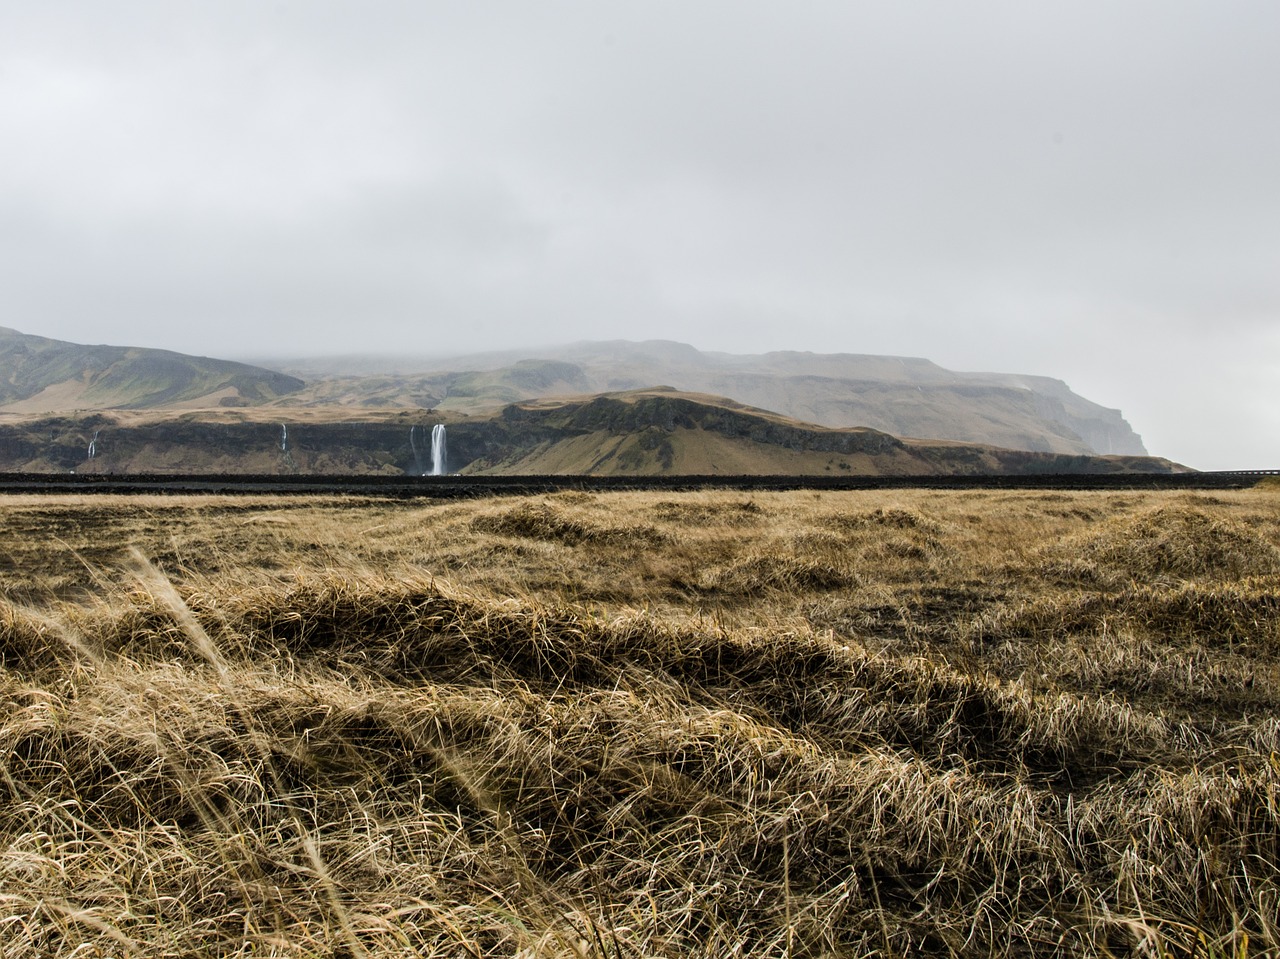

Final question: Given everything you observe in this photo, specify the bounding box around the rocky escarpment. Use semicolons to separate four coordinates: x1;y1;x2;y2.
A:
280;341;1149;458
495;394;906;457
0;392;1181;477
464;392;1173;475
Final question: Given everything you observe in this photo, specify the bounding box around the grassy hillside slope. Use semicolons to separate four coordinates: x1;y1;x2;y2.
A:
0;391;1183;475
0;326;304;411
463;390;1177;476
277;340;1146;456
0;329;1146;459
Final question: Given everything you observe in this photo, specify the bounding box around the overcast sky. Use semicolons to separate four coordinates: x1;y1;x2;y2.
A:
1;2;1276;469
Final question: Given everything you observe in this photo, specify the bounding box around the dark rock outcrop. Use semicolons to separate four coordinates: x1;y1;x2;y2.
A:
0;392;1181;477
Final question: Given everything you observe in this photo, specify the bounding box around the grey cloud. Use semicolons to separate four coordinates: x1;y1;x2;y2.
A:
0;1;1277;468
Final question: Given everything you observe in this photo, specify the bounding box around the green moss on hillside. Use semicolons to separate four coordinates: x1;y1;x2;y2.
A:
0;327;304;411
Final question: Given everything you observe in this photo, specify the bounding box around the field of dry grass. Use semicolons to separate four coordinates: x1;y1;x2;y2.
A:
1;484;1278;957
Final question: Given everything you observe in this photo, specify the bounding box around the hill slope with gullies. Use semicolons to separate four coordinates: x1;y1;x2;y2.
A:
278;339;1146;456
0;329;1163;471
0;327;304;411
460;389;1175;476
0;389;1183;476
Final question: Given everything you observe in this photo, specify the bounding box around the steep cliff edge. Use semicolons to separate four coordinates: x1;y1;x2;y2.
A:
0;391;1177;476
277;340;1147;456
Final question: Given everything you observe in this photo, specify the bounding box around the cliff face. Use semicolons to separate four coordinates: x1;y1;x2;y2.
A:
0;329;1146;458
958;372;1145;456
0;393;1177;477
496;395;905;458
468;393;1166;475
279;340;1149;457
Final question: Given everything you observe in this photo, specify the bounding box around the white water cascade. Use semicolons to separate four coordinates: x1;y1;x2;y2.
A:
87;430;100;460
430;424;447;476
279;424;288;452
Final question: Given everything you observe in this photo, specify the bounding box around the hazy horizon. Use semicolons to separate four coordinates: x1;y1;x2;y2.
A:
2;2;1277;470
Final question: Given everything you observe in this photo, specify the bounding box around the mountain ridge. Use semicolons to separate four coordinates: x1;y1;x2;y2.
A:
271;339;1145;456
0;328;1147;460
0;389;1182;477
0;327;304;411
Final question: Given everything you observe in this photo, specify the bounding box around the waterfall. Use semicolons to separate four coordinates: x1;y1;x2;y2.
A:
87;430;99;460
430;424;447;476
278;422;297;472
410;425;427;474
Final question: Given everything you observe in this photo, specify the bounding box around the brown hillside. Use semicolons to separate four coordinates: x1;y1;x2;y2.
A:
273;339;1147;456
0;389;1182;476
0;326;304;411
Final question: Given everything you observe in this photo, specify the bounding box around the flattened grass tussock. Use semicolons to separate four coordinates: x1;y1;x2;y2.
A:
697;552;857;594
0;484;1277;956
471;500;670;548
965;579;1280;655
1053;505;1280;584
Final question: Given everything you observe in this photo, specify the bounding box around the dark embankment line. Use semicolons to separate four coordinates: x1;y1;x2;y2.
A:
0;471;1272;497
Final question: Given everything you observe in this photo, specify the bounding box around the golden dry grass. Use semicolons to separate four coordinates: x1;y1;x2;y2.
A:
0;485;1278;956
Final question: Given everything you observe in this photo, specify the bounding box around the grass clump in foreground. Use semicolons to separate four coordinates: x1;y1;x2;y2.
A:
0;487;1278;956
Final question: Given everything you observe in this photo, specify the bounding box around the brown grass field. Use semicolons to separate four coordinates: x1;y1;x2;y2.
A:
1;483;1278;957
